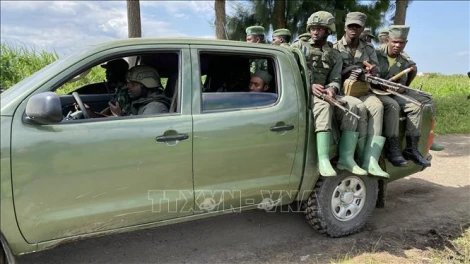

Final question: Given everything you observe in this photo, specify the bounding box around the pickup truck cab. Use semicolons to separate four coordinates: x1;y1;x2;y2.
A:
0;38;433;262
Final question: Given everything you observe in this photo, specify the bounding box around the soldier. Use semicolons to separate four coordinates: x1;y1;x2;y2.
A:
249;70;272;92
272;28;292;47
245;25;266;43
246;25;268;73
333;11;389;178
291;33;310;49
375;25;435;167
109;65;170;116
378;28;389;45
100;59;131;115
299;11;367;177
360;28;375;44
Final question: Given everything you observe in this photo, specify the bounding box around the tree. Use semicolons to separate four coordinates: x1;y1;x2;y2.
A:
127;0;142;38
393;0;409;24
227;0;392;41
214;0;227;39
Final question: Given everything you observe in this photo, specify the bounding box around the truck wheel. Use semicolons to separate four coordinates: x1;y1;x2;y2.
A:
305;173;378;237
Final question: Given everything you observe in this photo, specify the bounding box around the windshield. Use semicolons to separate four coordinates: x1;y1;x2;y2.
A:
1;46;90;111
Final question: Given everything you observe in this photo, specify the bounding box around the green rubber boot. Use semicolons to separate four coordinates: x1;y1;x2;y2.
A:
337;131;368;175
361;135;390;178
430;142;445;151
316;132;337;177
356;136;366;165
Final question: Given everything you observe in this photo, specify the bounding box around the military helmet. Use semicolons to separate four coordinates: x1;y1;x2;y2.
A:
306;11;336;34
126;65;161;88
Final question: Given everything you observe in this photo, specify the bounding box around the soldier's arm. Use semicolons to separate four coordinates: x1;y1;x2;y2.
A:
326;51;343;93
406;58;418;86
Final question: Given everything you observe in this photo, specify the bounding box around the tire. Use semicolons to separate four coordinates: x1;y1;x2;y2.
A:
305;172;378;237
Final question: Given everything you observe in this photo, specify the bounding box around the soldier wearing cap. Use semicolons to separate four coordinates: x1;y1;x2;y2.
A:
245;26;266;43
109;65;170;116
101;59;131;115
249;70;272;92
246;25;268;73
378;28;389;45
296;11;367;177
333;11;389;178
272;28;292;47
375;25;437;167
360;28;375;44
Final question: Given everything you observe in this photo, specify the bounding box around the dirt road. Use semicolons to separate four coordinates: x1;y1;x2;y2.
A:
18;135;470;264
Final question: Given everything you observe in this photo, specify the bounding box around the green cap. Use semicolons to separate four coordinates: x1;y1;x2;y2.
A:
272;28;291;38
345;12;367;27
253;70;272;85
378;28;389;37
389;25;410;39
246;26;265;36
362;28;375;38
299;32;311;40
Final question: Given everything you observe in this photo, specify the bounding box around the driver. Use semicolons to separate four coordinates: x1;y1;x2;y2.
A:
101;59;130;115
108;65;171;116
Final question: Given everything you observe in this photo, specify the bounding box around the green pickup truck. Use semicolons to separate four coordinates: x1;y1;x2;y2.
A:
0;38;433;263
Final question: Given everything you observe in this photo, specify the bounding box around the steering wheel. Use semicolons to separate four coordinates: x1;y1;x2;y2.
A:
72;92;90;119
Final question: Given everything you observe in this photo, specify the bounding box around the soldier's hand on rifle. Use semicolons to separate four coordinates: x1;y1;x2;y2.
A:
397;87;406;94
368;64;378;76
312;84;325;98
108;101;122;116
325;86;336;99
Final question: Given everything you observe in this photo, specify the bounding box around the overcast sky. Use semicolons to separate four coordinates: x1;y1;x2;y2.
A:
1;1;469;74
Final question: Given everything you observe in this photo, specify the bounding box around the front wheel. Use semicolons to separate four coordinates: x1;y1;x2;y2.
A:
305;172;378;237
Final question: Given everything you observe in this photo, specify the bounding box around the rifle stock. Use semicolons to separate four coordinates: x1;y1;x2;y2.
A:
320;94;362;120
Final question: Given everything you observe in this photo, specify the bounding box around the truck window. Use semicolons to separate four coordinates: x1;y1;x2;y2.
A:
199;52;279;112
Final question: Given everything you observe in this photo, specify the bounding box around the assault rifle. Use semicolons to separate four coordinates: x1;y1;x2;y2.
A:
358;61;431;109
320;93;362;120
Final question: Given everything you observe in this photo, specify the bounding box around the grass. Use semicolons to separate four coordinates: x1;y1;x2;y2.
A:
430;226;470;264
413;74;470;135
1;43;469;135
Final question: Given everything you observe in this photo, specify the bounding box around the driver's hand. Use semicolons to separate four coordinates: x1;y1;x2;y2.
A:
108;101;122;116
312;84;325;98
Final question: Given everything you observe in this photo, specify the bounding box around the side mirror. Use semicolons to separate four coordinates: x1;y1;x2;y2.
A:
25;92;63;125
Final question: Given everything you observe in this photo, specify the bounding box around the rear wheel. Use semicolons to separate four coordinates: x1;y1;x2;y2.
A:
305;172;378;237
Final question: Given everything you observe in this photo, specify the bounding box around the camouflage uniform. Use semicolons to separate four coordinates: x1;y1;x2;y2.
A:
114;82;131;115
125;65;171;116
333;12;388;178
300;11;367;177
333;36;384;138
376;25;433;167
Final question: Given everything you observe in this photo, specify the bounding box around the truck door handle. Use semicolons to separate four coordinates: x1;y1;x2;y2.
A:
270;124;294;132
156;133;189;142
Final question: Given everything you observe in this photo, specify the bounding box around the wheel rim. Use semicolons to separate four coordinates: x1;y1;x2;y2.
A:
331;176;366;222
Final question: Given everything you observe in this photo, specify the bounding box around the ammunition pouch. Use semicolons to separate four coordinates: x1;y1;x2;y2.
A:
343;79;370;98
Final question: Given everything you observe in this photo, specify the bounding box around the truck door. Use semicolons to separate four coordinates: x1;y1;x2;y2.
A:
10;46;194;243
190;46;301;212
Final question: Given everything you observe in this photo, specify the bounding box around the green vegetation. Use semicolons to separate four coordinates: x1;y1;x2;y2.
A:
1;43;468;134
414;74;470;135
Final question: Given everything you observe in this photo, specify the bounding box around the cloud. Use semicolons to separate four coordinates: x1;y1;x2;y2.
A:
0;1;186;55
456;51;469;56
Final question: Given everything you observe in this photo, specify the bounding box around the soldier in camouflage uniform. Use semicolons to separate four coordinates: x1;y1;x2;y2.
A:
378;28;389;46
101;59;131;115
109;65;170;116
375;25;435;167
297;11;367;177
249;70;272;92
333;12;389;178
272;29;291;47
360;28;375;44
290;33;310;49
246;26;268;73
